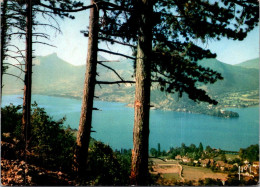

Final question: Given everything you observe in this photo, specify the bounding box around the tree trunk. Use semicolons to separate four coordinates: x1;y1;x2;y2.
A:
22;0;33;144
75;0;99;175
1;0;8;91
130;0;153;185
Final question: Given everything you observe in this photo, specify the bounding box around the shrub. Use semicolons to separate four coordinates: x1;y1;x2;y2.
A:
87;141;130;185
1;103;76;171
1;104;23;139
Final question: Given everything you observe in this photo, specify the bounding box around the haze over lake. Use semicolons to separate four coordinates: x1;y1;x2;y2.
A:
2;95;259;152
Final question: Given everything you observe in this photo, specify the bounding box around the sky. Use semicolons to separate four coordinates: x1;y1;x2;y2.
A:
12;4;259;66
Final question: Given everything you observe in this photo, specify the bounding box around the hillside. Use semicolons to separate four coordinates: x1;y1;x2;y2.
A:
235;58;259;69
2;54;259;116
197;58;259;93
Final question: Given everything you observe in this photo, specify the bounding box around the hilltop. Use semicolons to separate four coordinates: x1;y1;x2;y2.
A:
2;53;259;117
235;58;259;69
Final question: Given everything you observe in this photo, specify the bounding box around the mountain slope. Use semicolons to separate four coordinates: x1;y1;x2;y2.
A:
2;55;259;115
2;53;134;98
235;58;259;69
198;58;259;94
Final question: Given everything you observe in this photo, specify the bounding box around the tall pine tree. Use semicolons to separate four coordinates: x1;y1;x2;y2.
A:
75;0;99;175
104;0;258;184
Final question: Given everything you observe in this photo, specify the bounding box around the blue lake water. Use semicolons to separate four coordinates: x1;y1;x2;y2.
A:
1;95;259;151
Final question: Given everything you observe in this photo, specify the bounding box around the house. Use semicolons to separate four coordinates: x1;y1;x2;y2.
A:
216;161;225;167
216;161;226;171
251;167;259;175
193;160;199;164
209;159;214;166
200;159;210;167
175;155;182;160
200;159;214;167
244;160;249;164
252;161;259;168
182;156;191;163
224;163;233;170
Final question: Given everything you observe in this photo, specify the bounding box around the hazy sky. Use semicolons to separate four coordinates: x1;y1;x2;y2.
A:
27;7;259;66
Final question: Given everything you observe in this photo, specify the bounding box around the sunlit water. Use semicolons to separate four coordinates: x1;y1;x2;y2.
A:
2;95;259;151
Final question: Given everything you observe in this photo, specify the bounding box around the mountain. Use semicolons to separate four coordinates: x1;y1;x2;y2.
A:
3;53;135;103
235;58;259;69
197;58;259;94
2;54;259;116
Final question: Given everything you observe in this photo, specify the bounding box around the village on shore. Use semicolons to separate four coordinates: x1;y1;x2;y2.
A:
148;143;259;185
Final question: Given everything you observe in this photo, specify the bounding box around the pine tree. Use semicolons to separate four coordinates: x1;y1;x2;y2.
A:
1;0;9;90
130;1;153;184
75;1;135;175
1;0;90;144
106;0;258;185
75;0;99;175
20;0;87;143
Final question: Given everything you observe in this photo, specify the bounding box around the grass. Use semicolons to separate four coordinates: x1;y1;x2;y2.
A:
182;165;227;181
214;154;239;161
225;154;240;161
162;173;180;180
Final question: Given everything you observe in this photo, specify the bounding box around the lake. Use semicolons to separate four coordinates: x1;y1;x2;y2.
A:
1;95;259;152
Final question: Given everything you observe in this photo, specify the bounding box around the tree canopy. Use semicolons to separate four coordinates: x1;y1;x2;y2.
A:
100;0;258;104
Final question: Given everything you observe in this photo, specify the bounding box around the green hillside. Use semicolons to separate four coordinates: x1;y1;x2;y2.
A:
2;54;259;117
235;58;259;69
198;58;259;94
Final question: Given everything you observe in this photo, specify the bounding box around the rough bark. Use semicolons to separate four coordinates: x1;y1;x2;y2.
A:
75;0;99;175
130;0;153;185
1;0;8;90
22;0;33;144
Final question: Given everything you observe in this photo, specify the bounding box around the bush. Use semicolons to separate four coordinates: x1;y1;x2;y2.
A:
1;103;76;171
29;104;76;171
87;141;130;185
2;103;132;184
1;104;23;139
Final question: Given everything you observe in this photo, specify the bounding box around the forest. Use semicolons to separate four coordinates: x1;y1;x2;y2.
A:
1;0;259;186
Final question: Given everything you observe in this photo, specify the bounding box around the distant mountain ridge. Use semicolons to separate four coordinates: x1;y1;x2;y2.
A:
3;53;259;116
235;58;259;69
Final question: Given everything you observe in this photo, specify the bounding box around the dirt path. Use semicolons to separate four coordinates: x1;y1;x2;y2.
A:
150;159;227;183
176;163;184;182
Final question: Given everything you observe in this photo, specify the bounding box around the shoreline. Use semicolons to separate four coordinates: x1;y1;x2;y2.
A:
2;93;259;118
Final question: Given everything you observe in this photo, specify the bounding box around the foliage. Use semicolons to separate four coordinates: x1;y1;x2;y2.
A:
1;103;76;171
166;142;207;159
198;178;223;186
220;153;227;163
29;102;76;171
87;141;130;185
1;104;23;138
2;103;133;184
239;144;259;162
101;0;259;105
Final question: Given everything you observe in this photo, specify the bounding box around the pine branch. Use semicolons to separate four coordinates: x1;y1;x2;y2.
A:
98;48;135;60
38;2;94;12
7;45;26;62
99;37;136;48
5;54;24;59
98;60;120;63
3;63;25;72
32;41;56;48
7;32;26;36
34;23;62;33
97;62;125;82
93;107;102;111
96;80;135;85
3;73;23;81
33;33;50;40
38;12;61;34
101;2;133;12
